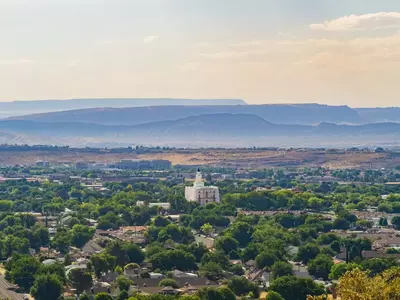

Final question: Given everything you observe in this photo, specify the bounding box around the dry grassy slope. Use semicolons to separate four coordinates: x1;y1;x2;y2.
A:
0;149;397;169
139;150;395;169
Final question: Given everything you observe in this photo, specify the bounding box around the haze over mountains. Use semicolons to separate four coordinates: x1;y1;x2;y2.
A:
5;100;400;125
1;113;400;148
0;98;246;119
1;99;400;148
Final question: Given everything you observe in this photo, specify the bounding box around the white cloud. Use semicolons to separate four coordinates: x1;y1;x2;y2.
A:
0;59;34;65
310;12;400;31
143;35;159;44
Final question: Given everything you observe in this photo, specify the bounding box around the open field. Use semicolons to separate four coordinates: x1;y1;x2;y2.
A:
0;148;400;169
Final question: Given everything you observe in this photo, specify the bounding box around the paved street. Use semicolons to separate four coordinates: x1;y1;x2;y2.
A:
0;276;25;300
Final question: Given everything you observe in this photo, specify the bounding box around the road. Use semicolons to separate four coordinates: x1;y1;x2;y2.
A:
0;276;25;300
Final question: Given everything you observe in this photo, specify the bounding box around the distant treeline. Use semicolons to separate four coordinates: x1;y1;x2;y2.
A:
0;144;172;154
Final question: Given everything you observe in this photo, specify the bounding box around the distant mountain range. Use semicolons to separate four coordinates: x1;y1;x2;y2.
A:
1;113;400;148
355;107;400;123
4;101;400;125
0;98;246;118
9;103;362;125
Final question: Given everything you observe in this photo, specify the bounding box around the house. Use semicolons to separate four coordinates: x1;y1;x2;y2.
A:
86;282;111;295
172;270;198;278
149;272;165;279
229;260;242;266
120;226;148;234
85;218;98;227
248;269;268;283
42;259;57;265
159;286;181;296
182;286;199;295
124;265;141;278
65;264;87;277
373;236;400;250
82;240;104;256
100;272;119;283
133;277;217;289
244;260;257;270
335;250;400;261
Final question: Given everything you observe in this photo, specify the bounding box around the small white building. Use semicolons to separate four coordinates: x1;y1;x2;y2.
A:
185;169;220;205
136;202;171;210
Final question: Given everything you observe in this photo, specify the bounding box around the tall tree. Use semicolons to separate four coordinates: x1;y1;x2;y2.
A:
68;268;93;296
90;253;116;278
30;274;63;300
308;255;334;280
270;276;325;300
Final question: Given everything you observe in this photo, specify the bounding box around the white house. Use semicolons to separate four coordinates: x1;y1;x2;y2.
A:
185;169;220;205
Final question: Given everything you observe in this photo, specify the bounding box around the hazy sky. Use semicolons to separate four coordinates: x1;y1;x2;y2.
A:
2;0;400;107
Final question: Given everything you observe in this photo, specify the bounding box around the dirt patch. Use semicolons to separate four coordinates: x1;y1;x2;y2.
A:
0;149;397;169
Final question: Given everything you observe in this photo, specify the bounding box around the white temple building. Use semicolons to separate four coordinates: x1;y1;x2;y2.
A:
185;169;220;205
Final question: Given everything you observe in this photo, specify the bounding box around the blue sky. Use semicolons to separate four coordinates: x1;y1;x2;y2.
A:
1;0;400;107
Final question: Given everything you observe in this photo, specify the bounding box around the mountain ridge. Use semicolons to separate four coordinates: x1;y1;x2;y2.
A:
0;98;246;118
1;113;400;148
7;103;361;126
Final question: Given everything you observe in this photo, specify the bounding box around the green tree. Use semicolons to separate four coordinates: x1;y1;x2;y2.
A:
0;200;13;211
30;274;63;300
122;242;145;264
154;216;171;227
269;276;325;300
392;216;400;229
266;291;284;300
200;223;213;235
90;253;117;278
361;258;396;276
200;262;223;280
106;240;145;266
117;275;132;291
227;276;258;297
274;214;297;229
378;203;392;213
308;254;333;280
296;243;320;264
94;293;113;300
228;221;254;246
329;263;360;280
150;249;196;271
38;263;66;284
79;294;90;300
68;268;93;296
230;264;244;276
3;235;30;257
271;261;293;280
117;290;129;300
6;255;40;290
159;278;179;288
31;225;50;249
51;228;72;254
218;286;236;300
379;217;388;227
355;220;373;230
333;217;350;230
256;251;278;269
201;251;230;268
64;253;72;266
197;287;235;300
70;224;95;248
215;236;239;255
